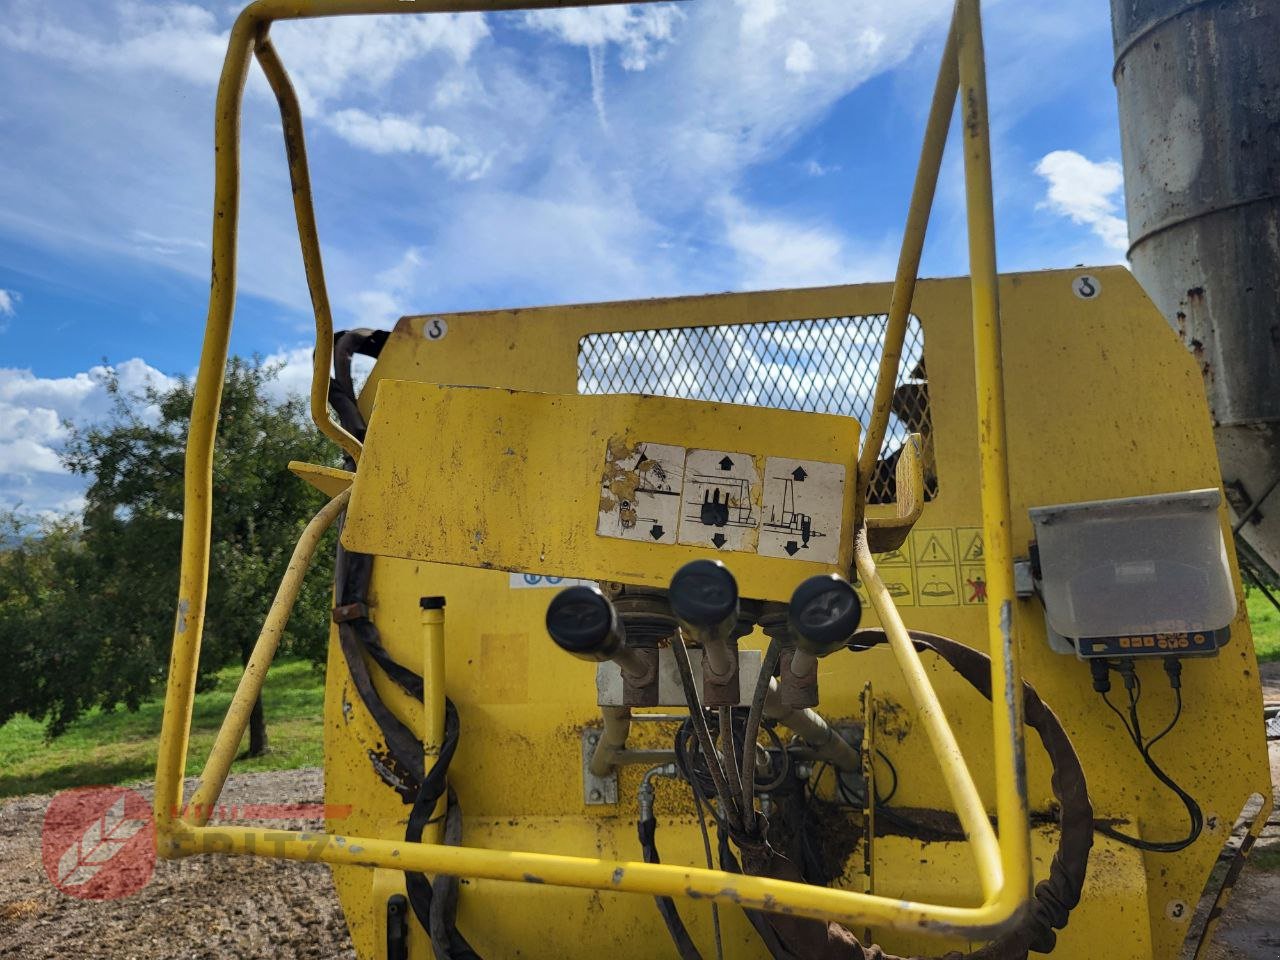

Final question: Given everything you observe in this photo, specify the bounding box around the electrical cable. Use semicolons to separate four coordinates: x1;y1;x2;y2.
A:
671;634;743;827
1093;658;1203;854
674;725;724;960
741;636;783;827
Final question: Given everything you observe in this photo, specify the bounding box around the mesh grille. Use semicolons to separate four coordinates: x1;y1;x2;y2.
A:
577;315;935;504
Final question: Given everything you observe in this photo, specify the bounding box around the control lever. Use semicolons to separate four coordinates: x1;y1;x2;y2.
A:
546;584;659;707
778;574;863;708
789;574;863;659
668;560;740;706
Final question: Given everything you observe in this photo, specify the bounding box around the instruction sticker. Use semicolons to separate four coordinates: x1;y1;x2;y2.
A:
597;440;685;544
677;449;762;553
918;567;961;607
879;569;917;607
757;457;845;564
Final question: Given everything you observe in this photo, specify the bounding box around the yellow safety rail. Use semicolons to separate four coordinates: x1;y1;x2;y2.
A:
155;0;1031;939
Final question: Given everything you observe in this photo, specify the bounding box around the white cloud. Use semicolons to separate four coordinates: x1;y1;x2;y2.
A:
0;289;18;332
1034;150;1129;252
785;39;815;75
271;12;491;113
521;6;684;71
0;2;490;112
324;109;491;180
0;359;175;516
803;159;839;178
718;196;895;290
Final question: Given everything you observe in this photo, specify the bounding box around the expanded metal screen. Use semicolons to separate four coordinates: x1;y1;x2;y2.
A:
577;315;935;504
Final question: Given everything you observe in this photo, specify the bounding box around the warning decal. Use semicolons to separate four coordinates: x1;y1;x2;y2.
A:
757;457;846;564
861;526;990;610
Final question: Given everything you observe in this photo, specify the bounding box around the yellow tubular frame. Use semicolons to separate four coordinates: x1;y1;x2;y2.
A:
155;0;1032;939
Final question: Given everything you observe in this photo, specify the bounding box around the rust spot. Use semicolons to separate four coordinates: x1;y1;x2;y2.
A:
1187;286;1206;303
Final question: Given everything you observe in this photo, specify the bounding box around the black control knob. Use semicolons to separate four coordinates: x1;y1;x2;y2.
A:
546;585;626;662
788;574;862;657
669;560;739;633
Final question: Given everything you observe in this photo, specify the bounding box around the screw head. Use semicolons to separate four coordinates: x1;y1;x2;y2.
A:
588;788;603;802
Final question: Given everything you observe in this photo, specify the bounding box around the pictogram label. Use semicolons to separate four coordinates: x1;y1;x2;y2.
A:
757;457;845;564
677;449;762;553
959;527;984;563
911;528;956;566
961;565;988;605
597;440;685;545
597;440;846;562
918;567;961;607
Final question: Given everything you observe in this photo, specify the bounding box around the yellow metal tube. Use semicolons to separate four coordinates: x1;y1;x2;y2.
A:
255;37;362;462
170;821;1023;938
186;489;351;825
854;535;1003;902
955;0;1032;910
154;8;259;841
855;8;959;520
155;0;668;842
421;602;447;844
157;0;1036;938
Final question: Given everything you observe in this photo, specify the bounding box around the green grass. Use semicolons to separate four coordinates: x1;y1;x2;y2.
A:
1247;589;1280;663
0;658;325;799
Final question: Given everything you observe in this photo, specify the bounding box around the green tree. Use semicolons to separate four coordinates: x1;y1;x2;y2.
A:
0;357;340;753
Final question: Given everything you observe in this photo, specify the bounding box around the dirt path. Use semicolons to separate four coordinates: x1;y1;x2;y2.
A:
0;740;1276;960
1204;661;1280;960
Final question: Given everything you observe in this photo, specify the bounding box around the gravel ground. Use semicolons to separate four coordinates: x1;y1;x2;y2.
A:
0;769;354;960
1;700;1276;960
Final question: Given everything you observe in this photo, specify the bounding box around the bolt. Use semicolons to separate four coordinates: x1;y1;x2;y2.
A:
587;734;599;747
588;788;603;802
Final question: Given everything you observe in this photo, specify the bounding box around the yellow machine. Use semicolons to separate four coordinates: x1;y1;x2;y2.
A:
152;2;1272;959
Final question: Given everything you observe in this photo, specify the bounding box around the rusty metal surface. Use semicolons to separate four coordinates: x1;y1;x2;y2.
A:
1111;0;1280;579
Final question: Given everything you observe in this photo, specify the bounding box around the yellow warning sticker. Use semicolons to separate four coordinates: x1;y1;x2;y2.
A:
876;540;912;567
911;528;956;566
918;567;961;606
960;565;988;605
959;527;984;563
854;572;915;607
880;569;916;607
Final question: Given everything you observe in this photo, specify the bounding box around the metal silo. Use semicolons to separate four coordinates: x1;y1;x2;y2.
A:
1111;0;1280;582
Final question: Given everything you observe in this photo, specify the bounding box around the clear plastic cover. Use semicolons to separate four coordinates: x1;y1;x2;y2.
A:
1029;489;1236;640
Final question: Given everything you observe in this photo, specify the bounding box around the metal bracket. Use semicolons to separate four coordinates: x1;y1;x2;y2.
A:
581;727;618;806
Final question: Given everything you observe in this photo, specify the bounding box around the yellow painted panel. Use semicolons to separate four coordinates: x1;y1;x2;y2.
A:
341;383;860;602
325;266;1270;960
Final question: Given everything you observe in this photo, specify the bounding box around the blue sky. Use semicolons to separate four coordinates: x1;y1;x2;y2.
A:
0;0;1129;516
